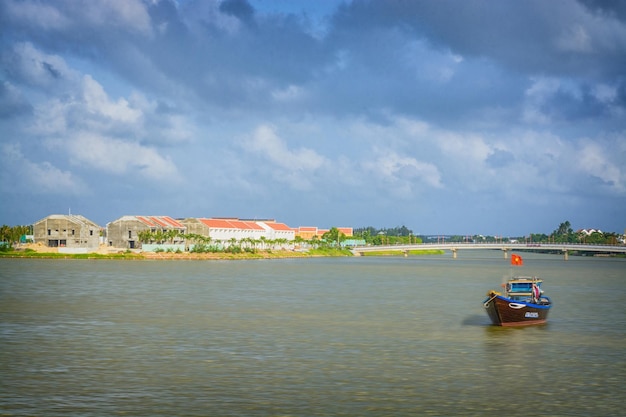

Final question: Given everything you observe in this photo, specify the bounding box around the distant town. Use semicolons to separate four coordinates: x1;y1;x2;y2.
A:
0;215;624;254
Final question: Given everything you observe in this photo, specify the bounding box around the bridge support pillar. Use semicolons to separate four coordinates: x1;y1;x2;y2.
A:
403;250;408;257
452;249;457;259
563;250;569;261
502;249;508;259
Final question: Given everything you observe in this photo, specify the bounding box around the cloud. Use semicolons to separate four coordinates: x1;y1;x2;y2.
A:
0;143;86;195
2;0;71;31
54;131;181;182
243;124;327;189
363;150;442;196
82;75;142;124
577;140;625;193
0;0;624;234
219;0;255;26
0;81;32;118
1;42;77;91
3;0;153;36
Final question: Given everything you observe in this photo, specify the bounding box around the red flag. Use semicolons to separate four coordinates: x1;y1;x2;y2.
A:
511;254;523;266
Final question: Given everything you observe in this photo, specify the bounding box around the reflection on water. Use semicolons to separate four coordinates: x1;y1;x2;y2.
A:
1;253;624;416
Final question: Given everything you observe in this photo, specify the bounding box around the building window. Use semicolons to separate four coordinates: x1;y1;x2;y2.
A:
48;229;51;236
90;230;93;236
72;229;75;235
129;231;132;239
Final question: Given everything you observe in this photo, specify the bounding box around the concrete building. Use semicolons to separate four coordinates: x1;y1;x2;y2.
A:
33;214;100;249
107;215;186;249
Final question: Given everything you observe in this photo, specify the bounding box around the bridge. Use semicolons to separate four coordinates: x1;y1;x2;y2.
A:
351;242;626;260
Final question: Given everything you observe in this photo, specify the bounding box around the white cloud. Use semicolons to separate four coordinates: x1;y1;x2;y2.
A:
80;0;153;36
4;0;70;30
5;42;77;89
247;124;327;172
0;143;86;194
522;77;559;125
578;140;625;193
82;75;142;124
242;124;328;190
30;98;68;135
59;132;181;182
271;85;306;102
363;150;442;194
6;0;153;38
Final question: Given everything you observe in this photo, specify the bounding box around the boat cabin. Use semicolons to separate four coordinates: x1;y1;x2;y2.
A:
505;277;543;301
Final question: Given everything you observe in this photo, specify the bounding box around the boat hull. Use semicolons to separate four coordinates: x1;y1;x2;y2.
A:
484;294;551;327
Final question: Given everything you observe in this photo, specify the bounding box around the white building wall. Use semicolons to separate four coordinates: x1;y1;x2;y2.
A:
208;228;266;242
257;222;295;241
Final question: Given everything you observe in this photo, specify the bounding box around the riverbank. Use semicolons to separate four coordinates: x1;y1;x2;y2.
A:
0;243;448;260
360;249;445;256
0;246;354;260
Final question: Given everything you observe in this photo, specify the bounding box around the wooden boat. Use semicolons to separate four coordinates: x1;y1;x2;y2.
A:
483;255;552;326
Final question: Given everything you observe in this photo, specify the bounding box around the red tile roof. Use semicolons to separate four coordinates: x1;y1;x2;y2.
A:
136;216;184;229
263;221;292;231
198;218;263;230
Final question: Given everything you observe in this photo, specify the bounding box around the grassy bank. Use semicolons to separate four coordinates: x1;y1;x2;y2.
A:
361;249;445;256
0;247;352;260
0;250;144;260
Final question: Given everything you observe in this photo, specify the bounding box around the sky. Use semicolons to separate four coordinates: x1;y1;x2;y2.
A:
1;0;625;236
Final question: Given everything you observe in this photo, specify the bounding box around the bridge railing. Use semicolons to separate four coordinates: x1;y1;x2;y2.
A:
351;242;626;252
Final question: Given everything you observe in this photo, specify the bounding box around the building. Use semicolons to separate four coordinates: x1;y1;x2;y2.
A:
180;218;297;248
296;226;320;240
106;215;186;249
576;228;603;235
337;227;354;237
257;220;295;242
33;214;100;249
181;218;266;245
295;226;353;240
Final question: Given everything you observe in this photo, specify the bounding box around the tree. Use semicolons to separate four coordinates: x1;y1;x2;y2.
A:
321;227;347;247
555;221;572;236
552;221;575;243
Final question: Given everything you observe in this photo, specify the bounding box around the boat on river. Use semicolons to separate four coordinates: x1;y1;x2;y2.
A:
483;255;552;326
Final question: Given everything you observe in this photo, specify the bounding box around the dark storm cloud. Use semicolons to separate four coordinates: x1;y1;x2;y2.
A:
579;0;626;20
219;0;256;25
330;0;626;78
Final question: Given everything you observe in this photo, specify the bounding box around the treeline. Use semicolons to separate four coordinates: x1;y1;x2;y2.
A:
354;226;422;245
354;221;623;246
0;225;32;251
528;221;622;245
138;230;294;254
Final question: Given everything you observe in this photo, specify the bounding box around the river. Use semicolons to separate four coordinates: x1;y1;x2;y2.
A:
1;252;624;416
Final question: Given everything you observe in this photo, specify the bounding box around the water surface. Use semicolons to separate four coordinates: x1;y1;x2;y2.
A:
1;252;624;416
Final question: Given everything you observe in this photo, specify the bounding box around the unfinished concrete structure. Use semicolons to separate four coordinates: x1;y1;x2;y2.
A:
33;214;101;249
106;216;186;249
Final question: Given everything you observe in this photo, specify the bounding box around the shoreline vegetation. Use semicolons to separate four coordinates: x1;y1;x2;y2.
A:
0;245;445;260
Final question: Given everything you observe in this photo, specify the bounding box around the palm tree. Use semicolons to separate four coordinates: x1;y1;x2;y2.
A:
137;230;152;244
